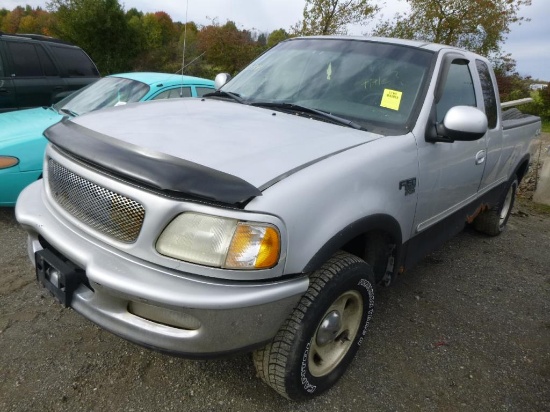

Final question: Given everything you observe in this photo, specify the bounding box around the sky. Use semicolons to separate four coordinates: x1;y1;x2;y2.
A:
5;0;550;80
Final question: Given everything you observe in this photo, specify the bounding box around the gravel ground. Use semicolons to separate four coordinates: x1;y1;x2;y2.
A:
1;172;549;411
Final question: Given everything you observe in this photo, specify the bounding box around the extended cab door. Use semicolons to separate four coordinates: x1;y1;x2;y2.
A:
413;53;487;234
0;43;16;112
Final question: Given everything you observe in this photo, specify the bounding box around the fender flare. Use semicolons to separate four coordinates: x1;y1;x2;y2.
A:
302;214;403;273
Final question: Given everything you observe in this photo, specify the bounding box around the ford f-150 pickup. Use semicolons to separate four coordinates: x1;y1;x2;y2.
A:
16;36;541;400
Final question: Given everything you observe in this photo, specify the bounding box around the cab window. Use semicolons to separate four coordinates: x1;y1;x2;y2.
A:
437;61;476;123
476;60;498;129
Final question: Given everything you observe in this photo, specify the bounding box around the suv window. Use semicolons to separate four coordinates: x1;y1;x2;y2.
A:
7;42;42;76
36;45;59;76
49;46;98;76
476;60;498;129
437;61;476;123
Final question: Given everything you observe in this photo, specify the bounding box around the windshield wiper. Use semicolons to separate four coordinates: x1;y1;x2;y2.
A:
202;90;246;104
58;108;78;117
250;102;365;131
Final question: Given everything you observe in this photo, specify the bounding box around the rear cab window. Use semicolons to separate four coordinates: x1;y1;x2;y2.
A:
475;60;498;129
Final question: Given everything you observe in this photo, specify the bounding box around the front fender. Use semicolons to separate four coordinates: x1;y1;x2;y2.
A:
303;213;402;273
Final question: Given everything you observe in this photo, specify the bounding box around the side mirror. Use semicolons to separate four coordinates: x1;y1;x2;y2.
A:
440;106;488;141
214;73;232;90
427;105;488;143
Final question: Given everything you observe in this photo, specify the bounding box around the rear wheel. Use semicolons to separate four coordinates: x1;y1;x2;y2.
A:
474;176;518;236
253;251;375;400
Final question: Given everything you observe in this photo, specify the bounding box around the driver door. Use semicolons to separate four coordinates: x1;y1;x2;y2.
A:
413;57;487;234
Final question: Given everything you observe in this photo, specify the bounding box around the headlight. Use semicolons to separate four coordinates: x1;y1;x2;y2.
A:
0;156;19;169
156;212;281;270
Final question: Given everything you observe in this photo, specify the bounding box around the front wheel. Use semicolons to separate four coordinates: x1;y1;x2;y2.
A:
253;251;375;400
474;176;518;236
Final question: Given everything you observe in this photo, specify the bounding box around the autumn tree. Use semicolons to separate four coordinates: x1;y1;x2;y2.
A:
197;21;259;76
0;6;24;33
47;0;138;74
0;6;54;36
177;22;206;76
492;54;530;102
291;0;379;36
372;0;532;57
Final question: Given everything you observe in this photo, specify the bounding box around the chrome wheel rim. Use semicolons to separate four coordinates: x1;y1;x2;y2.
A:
499;183;515;226
308;290;363;377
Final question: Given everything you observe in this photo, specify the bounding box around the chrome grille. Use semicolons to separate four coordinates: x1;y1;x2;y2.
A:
48;159;145;243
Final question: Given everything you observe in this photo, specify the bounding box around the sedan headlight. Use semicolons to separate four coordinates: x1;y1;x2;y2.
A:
156;212;281;270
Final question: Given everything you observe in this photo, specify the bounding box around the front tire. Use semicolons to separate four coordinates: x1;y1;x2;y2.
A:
253;251;375;400
474;176;518;236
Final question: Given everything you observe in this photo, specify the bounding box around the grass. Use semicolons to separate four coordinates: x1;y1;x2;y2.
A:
517;198;550;216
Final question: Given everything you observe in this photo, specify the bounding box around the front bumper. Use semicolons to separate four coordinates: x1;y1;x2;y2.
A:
16;181;308;356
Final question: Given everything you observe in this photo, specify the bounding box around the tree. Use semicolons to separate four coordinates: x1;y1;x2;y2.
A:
197;21;259;76
256;32;267;47
267;28;289;48
492;54;530;102
372;0;532;57
1;6;24;33
291;0;379;36
47;0;138;74
17;8;52;34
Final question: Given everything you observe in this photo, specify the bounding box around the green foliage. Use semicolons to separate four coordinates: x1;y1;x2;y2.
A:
292;0;379;36
267;28;289;48
522;88;550;122
1;1;541;89
197;21;260;76
373;0;532;57
1;6;24;33
47;0;138;74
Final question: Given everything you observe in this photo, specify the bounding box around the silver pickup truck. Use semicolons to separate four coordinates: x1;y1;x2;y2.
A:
16;36;541;400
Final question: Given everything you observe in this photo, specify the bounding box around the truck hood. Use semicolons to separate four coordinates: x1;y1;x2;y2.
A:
0;107;63;144
47;99;382;204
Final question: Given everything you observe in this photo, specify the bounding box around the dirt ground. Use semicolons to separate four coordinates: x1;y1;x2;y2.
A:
1;140;549;411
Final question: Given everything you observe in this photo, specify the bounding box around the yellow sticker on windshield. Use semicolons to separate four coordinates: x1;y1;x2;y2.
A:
380;89;403;111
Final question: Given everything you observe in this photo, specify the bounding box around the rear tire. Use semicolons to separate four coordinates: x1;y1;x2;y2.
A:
253;251;375;400
474;176;518;236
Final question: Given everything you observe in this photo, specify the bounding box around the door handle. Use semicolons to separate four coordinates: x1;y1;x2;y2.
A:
475;150;486;165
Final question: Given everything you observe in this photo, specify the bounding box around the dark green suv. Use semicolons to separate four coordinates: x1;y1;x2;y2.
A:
0;32;99;113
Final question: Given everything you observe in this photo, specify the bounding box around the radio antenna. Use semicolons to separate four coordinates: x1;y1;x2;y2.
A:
180;0;189;97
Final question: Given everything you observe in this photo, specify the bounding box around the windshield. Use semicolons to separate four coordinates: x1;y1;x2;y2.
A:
223;39;434;131
53;77;150;116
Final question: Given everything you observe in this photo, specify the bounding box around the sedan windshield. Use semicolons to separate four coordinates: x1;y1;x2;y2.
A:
53;77;150;116
223;38;434;131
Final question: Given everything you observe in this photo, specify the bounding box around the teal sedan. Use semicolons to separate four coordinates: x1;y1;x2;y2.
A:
0;72;214;206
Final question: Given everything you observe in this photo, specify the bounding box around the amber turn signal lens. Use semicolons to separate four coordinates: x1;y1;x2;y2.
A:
0;156;19;169
225;223;281;269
